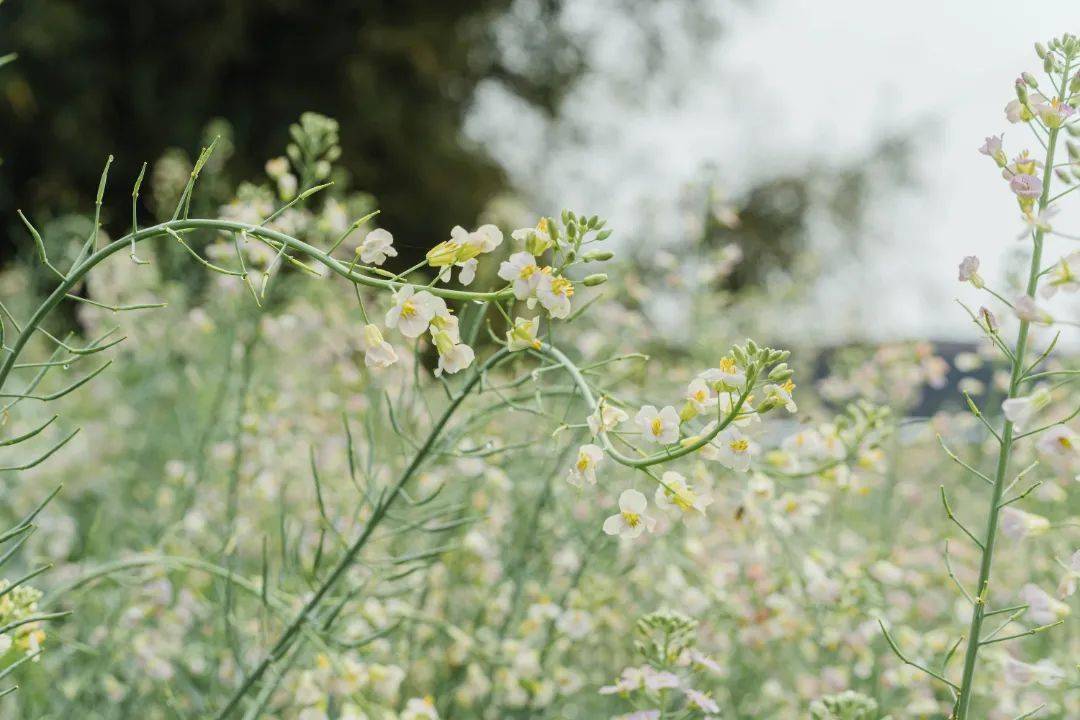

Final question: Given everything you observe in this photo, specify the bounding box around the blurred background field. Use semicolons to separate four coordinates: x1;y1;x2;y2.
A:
0;2;1078;719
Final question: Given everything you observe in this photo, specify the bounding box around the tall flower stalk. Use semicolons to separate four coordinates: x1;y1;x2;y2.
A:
951;37;1076;720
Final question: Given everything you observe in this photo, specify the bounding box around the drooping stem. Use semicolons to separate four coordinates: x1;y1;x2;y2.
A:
952;114;1063;719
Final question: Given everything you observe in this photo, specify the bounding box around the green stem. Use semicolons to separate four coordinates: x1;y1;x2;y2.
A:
212;347;512;719
953;121;1061;719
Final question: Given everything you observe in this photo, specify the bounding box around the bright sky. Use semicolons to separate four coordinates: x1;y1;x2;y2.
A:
469;0;1080;343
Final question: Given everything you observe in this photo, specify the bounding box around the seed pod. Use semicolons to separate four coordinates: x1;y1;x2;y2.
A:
582;273;608;287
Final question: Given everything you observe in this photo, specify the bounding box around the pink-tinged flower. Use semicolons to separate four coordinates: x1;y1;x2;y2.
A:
1034;97;1076;128
1009;174;1043;198
978;135;1007;166
1000;507;1050;540
1012;295;1052;325
1036;424;1080;458
957;256;983;287
1003;656;1066;687
979;306;998;333
1019;583;1071;624
685;688;721;713
599;666;648;694
1057;549;1079;598
642;669;680;692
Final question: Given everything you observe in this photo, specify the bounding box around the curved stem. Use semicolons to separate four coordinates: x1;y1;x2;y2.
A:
0;217;514;390
533;343;755;469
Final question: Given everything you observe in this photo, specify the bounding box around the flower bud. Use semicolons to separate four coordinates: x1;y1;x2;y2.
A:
583;250;614;262
1015;79;1029;104
745;339;759;355
426;240;462;267
768;364;793;383
1022;72;1039;88
582;273;608;287
1035;42;1048;59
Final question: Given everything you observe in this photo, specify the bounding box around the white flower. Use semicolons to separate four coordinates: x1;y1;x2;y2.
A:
358;228;397;265
434;342;474;377
1002;388;1051;432
536;273;574;319
505;316;541;351
468;224;503;253
635;405;680;445
1058;549;1080;598
359;324;398;368
957;256;983;287
602;489;657;539
701;426;757;472
978;134;1007;166
1013;295;1052;325
588;399;628;436
511;219;553;256
457;257;478;286
498;252;543;299
653;471;712;515
555;609;593;639
698;357;746;391
1003;656;1066;688
1036;424;1079;457
1018;583;1070;624
1039;249;1080;298
999;507;1050;539
385;285;442;338
685;378;716;414
567;444;604;487
1020;206;1059;241
401;697;439;720
764;380;798;413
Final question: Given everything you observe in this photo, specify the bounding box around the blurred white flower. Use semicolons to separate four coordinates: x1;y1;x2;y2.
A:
602;489;657;539
358;228;397;265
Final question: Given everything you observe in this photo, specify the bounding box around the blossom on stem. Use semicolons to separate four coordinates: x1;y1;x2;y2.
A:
567;444;604;487
386;285;443;338
498;252;543;299
1012;295;1052;325
1002;387;1052;431
634;405;680;444
1036;424;1080;457
358;228;397;265
978;135;1007;166
701;426;757;471
1018;583;1070;624
602;489;657;539
359;324;398;368
653;471;712;515
1039;250;1080;298
1002;656;1065;687
1019;206;1058;241
699;356;746;392
536;273;574;319
588;399;628;436
957;256;984;288
505;316;541;351
1000;507;1050;539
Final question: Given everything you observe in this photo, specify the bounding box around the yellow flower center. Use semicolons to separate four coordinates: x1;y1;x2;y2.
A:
622;511;641;527
551;277;574;298
576;455;590;471
650;417;664;436
400;300;416;319
1058;435;1072;449
719;357;737;374
729;438;749;453
519;264;538;279
782;379;796;393
693;390;707;402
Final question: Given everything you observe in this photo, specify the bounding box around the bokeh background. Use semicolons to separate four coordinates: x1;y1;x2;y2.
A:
3;0;1074;345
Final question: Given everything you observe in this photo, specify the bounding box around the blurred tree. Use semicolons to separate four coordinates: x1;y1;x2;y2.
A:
0;0;590;263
